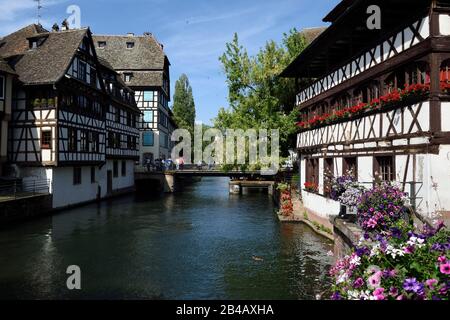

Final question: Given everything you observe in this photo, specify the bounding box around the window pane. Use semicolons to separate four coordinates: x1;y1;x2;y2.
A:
143;131;154;146
143;110;153;123
143;91;153;102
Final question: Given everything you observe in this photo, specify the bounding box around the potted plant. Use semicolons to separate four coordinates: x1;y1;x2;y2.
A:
47;98;55;108
32;98;41;108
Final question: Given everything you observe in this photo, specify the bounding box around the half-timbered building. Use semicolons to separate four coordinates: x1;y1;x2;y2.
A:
93;33;176;164
98;57;140;195
0;24;141;208
281;0;450;222
0;59;16;176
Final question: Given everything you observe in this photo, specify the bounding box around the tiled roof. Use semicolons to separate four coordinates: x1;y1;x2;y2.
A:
93;34;168;71
0;24;49;58
0;59;16;75
121;70;164;88
7;28;87;85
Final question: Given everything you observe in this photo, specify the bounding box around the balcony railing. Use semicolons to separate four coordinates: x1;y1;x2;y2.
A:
0;179;51;201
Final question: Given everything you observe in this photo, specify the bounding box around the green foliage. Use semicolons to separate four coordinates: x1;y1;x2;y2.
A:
173;74;196;135
277;183;289;192
214;29;307;156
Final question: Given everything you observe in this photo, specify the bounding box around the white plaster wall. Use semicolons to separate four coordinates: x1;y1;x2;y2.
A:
318;158;324;194
358;156;373;183
422;146;450;217
302;191;341;219
335;157;343;177
439;14;450;35
104;159;135;191
52;167;102;209
442;102;450;132
300;156;307;189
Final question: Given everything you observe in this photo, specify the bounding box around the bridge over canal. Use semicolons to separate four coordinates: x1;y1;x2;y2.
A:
135;168;293;194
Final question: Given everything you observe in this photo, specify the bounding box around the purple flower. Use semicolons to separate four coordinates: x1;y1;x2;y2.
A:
353;278;364;289
356;247;369;257
403;278;422;293
389;287;399;297
404;246;415;254
383;269;397;279
431;243;444;252
390;228;402;239
331;292;341;300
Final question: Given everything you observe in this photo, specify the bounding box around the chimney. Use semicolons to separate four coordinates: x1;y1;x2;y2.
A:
143;32;152;37
61;19;69;31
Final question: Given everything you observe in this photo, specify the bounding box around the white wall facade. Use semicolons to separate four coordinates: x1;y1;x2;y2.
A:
17;160;135;209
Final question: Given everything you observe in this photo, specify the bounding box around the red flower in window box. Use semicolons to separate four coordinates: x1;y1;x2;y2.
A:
304;182;319;193
441;81;450;93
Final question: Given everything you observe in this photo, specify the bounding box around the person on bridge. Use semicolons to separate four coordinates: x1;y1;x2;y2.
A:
179;157;185;170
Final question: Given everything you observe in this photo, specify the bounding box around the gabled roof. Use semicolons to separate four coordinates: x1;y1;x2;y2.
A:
0;59;16;75
93;34;169;71
7;28;88;85
0;24;48;58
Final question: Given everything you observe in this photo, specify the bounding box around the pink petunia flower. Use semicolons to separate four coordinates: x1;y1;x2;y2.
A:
367;271;382;289
426;279;438;288
440;263;450;275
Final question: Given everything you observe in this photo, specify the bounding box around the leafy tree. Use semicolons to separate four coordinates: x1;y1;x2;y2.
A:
173;74;196;135
214;29;307;156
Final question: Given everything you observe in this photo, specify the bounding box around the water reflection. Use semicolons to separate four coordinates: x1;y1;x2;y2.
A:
0;178;333;300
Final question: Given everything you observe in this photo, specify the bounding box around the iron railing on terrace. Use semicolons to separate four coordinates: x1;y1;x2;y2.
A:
0;179;51;201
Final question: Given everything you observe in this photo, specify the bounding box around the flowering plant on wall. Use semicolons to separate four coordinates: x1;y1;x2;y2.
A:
339;185;366;208
304;182;319;193
296;83;431;130
330;220;450;300
277;183;294;217
329;175;356;201
357;183;409;232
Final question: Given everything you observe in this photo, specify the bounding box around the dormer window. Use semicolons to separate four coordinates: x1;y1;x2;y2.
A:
28;36;47;49
124;73;133;83
29;40;38;49
126;42;135;49
98;41;106;48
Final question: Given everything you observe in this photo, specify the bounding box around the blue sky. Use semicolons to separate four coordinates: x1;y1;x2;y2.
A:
0;0;339;124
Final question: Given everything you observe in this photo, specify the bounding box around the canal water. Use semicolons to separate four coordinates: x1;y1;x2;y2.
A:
0;177;333;300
